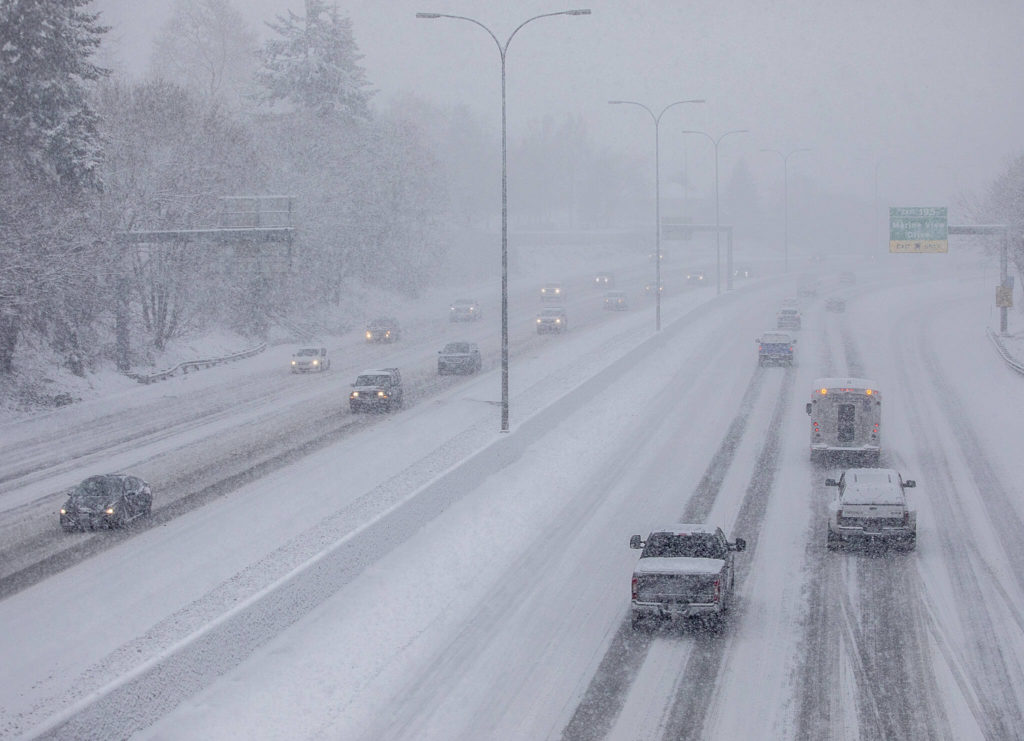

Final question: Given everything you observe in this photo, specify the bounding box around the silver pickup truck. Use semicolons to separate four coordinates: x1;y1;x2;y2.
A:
629;524;746;630
826;468;917;550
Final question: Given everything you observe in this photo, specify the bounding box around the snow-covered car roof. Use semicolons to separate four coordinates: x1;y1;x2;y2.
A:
839;469;908;505
812;377;878;391
633;556;725;576
652;523;717;535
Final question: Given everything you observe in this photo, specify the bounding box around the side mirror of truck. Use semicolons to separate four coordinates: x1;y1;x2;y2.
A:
732;538;747;552
824;478;838;487
805;403;812;415
629;534;643;549
904;480;916;488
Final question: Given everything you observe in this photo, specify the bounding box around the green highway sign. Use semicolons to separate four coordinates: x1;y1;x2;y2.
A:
890;207;948;253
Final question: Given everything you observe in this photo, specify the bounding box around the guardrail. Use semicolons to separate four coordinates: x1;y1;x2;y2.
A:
986;328;1024;376
130;343;267;384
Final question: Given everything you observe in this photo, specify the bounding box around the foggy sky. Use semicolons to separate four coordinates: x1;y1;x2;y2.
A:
94;0;1024;215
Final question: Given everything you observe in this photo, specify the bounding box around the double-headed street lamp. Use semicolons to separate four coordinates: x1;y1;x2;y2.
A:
681;129;748;295
761;148;811;272
609;99;705;331
417;9;591;433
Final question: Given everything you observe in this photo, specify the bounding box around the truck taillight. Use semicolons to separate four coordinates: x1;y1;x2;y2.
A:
836;508;843;521
631;577;638;601
713;579;721;603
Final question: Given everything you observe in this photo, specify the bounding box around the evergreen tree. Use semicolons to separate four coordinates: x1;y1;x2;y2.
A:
253;0;373;118
0;0;109;374
0;0;109;191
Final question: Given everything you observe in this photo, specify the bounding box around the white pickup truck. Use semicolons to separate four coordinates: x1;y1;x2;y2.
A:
825;468;917;550
629;524;746;630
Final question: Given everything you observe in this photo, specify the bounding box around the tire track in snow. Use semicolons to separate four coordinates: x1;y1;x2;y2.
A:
560;364;768;741
891;328;1024;738
659;366;795;741
794;313;947;740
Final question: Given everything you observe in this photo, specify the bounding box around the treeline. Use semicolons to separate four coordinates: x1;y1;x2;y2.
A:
0;0;649;380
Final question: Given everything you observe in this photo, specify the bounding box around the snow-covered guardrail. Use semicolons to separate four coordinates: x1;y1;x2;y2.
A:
130;343;267;384
986;328;1024;376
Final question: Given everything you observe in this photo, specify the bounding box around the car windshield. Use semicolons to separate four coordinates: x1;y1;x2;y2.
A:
295;348;318;356
71;476;120;503
443;343;470;353
642;533;725;559
541;309;564;317
370;318;394;326
779;309;798;315
762;334;789;343
355;375;389;386
453;300;474;306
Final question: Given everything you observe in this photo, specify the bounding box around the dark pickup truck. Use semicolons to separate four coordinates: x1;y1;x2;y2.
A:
630;524;746;630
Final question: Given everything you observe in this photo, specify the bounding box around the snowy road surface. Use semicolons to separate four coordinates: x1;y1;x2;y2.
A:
2;251;1023;740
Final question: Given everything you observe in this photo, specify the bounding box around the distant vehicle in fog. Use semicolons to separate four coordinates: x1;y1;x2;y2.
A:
806;377;881;465
757;332;796;367
290;346;330;373
603;290;629;310
826;297;846;312
449;299;481;322
365;317;401;342
60;474;153;531
686;270;708;285
536;306;568;333
438;342;481;375
540;283;564;302
777;307;802;330
594;272;615;288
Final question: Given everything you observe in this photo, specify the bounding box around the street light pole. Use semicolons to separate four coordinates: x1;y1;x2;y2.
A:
609;99;705;331
417;9;591;433
682;129;748;295
761;148;811;272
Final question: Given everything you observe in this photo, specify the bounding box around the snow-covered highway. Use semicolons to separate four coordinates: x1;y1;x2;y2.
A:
3;251;1023;741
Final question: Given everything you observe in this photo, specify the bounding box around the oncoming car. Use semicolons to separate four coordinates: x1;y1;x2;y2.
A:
449;299;481;322
290;346;330;372
349;368;404;412
60;474;153;531
536;306;568;333
603;290;629;310
365;317;401;343
594;272;615;288
540;283;564;302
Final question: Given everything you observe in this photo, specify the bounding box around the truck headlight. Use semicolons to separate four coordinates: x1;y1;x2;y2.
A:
365;331;372;339
351;391;359;398
105;507;115;515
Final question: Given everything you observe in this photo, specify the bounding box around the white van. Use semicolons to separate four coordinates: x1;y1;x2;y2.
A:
805;377;881;465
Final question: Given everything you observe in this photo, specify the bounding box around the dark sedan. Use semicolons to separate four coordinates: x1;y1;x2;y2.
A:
60;474;153;531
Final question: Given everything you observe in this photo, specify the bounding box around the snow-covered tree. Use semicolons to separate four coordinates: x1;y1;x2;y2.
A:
149;0;257;107
0;0;109;374
0;0;109;191
980;153;1024;296
253;0;373;118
